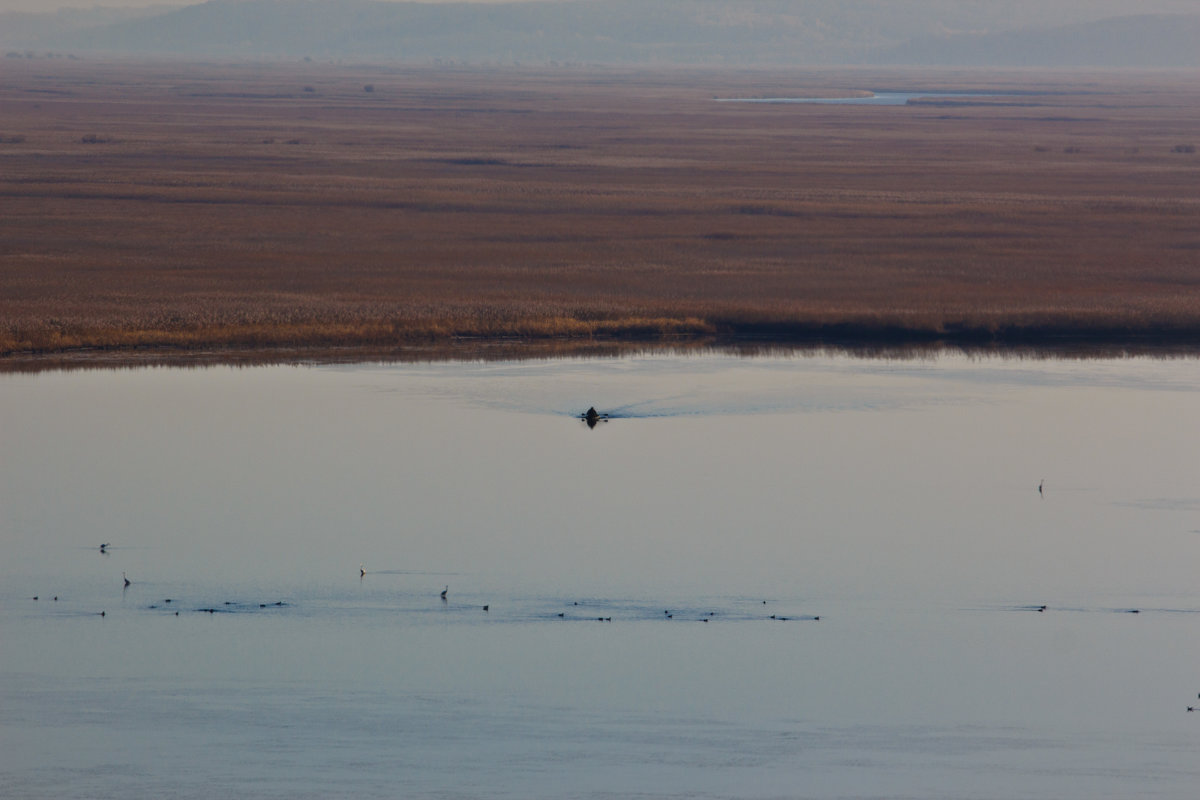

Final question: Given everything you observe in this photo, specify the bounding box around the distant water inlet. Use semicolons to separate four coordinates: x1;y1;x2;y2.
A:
716;91;1001;105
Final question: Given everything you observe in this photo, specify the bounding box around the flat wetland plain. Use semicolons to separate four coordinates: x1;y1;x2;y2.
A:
2;60;1200;363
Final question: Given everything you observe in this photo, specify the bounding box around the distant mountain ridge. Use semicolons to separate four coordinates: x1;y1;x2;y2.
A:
3;0;1199;67
0;5;175;51
880;14;1200;67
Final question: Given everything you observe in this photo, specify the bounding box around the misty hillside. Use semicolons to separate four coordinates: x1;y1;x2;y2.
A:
0;5;175;51
881;14;1200;67
4;0;1200;67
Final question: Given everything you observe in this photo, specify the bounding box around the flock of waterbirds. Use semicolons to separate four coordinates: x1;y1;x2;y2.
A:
36;545;826;625
30;480;1191;708
35;547;1080;624
35;553;1160;627
29;481;1115;627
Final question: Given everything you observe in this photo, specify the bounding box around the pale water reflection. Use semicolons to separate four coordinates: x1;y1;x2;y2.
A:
3;352;1200;799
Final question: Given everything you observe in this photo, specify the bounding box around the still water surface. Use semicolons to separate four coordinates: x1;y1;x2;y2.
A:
3;352;1200;799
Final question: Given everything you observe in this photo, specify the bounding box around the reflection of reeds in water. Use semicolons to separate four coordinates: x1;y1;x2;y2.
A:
3;62;1200;363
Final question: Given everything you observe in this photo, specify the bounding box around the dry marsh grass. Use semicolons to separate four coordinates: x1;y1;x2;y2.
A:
2;61;1200;360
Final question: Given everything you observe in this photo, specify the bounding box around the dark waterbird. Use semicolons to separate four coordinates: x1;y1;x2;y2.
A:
581;407;610;428
123;572;131;587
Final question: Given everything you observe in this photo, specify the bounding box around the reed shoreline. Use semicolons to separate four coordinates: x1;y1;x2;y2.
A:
6;315;1200;355
4;322;1199;375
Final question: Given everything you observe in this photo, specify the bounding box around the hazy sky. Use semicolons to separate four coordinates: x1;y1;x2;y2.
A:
0;0;1187;17
0;0;539;12
1;0;177;11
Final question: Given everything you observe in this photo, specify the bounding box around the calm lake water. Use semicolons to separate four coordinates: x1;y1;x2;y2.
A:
3;351;1200;799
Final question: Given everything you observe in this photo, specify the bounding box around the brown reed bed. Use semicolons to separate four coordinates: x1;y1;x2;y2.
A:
2;60;1200;365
